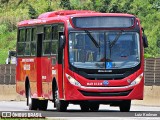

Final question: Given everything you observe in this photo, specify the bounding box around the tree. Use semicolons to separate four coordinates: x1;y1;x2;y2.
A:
46;0;53;12
0;0;9;4
28;4;37;19
60;0;71;10
17;0;28;6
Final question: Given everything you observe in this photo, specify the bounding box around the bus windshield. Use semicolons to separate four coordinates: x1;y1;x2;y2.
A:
69;31;140;69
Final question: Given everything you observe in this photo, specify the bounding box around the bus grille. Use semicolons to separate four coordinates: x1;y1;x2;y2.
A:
79;90;132;97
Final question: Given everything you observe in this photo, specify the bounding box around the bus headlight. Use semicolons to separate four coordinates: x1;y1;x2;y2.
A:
130;73;143;86
66;74;81;87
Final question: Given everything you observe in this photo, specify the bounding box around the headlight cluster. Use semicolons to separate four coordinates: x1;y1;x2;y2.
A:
130;73;143;86
66;74;81;87
66;73;143;88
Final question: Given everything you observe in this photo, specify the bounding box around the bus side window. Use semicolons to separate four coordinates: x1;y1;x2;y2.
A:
43;26;52;56
31;28;37;56
17;29;25;56
25;28;31;56
51;25;58;55
51;25;58;65
58;24;65;64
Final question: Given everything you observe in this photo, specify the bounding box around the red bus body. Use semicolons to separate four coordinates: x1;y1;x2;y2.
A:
16;10;145;111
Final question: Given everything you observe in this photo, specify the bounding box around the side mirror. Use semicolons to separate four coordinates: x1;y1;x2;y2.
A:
142;34;148;48
59;35;65;49
157;39;160;48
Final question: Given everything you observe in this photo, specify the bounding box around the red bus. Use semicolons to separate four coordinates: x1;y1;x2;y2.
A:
16;10;148;112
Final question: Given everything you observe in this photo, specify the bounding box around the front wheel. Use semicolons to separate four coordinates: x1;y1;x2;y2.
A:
119;100;131;112
80;103;89;112
54;87;68;112
89;103;100;111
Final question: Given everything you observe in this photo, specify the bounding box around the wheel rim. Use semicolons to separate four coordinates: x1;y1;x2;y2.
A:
55;89;60;107
28;89;32;106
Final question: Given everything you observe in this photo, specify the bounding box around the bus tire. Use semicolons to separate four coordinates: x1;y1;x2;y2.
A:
38;100;48;111
119;100;131;112
27;87;38;110
80;103;89;112
89;103;99;111
54;87;68;112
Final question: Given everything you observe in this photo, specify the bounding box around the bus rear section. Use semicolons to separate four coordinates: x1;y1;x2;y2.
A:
16;10;148;112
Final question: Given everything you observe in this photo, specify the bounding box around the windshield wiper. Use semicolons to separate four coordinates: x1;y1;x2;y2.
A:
85;30;100;48
110;31;123;48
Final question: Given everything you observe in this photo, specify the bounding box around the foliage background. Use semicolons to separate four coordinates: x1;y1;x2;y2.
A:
0;0;160;64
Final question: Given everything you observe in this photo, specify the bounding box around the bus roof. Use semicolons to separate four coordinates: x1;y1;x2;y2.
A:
18;10;135;27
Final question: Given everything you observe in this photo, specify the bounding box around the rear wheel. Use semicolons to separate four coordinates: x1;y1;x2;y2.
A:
54;87;68;112
38;100;48;111
27;87;38;110
27;86;48;110
119;100;131;112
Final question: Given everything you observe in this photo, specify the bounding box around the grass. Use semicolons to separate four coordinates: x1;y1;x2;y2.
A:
0;117;65;120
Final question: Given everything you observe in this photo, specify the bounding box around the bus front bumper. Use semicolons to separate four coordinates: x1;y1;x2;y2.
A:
64;78;144;101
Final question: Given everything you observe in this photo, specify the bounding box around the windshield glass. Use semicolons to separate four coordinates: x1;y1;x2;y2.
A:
69;31;140;69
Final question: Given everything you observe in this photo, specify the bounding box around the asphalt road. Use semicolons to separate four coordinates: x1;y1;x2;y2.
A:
0;101;160;119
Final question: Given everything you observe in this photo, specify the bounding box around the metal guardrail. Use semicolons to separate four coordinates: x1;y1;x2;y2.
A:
144;58;160;86
0;64;16;84
0;58;160;85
